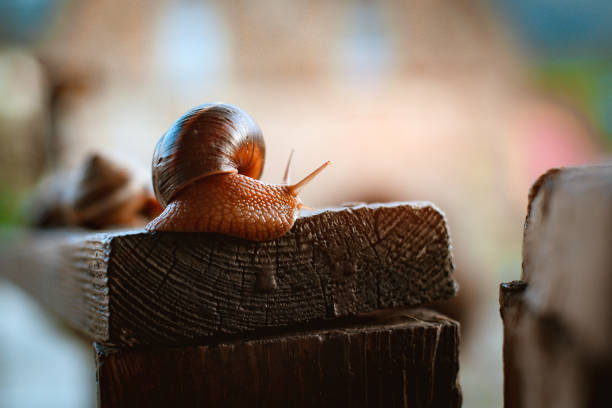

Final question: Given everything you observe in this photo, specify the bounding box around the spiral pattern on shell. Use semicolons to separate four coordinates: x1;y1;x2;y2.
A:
152;103;265;206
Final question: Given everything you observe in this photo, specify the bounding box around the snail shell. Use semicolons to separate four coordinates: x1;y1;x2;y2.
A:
153;103;265;207
146;103;329;241
28;153;161;228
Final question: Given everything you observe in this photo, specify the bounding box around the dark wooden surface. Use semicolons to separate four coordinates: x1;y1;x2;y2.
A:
499;281;526;408
1;202;457;346
95;308;461;408
501;165;612;408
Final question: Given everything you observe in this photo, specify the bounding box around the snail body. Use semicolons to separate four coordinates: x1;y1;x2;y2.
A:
146;103;329;241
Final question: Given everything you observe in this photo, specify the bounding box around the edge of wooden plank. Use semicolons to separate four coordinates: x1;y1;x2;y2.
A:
1;229;113;341
2;201;457;345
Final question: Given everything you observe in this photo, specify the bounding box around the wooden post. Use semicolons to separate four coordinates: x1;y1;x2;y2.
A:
499;280;526;408
95;308;461;408
1;202;461;406
500;165;612;407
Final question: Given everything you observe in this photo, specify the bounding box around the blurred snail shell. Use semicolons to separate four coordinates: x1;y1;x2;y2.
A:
28;154;161;229
73;154;161;228
145;103;330;241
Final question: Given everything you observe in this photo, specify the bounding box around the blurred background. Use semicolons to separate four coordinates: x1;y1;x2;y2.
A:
1;0;611;406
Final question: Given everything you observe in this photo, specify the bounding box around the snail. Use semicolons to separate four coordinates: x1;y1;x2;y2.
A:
28;153;162;228
71;154;162;228
145;103;330;241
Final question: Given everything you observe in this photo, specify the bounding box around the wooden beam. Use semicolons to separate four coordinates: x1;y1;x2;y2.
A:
501;165;612;407
1;202;457;346
95;308;461;408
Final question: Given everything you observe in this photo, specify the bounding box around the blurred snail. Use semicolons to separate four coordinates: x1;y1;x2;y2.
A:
29;154;162;229
145;103;330;241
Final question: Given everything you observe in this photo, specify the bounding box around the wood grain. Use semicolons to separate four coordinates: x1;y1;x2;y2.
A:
501;165;612;407
1;202;457;346
95;308;461;408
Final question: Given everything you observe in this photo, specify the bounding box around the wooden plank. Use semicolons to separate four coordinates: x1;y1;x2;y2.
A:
522;165;612;357
499;281;526;408
501;165;612;407
1;202;457;346
95;308;461;408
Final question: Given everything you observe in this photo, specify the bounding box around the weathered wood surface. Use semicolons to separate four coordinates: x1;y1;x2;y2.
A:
1;202;457;346
96;308;461;408
501;165;612;408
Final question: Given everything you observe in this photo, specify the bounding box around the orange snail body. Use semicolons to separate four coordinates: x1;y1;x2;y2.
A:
145;103;329;241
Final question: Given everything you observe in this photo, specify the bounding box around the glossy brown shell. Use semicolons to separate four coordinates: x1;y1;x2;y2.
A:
152;103;265;206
